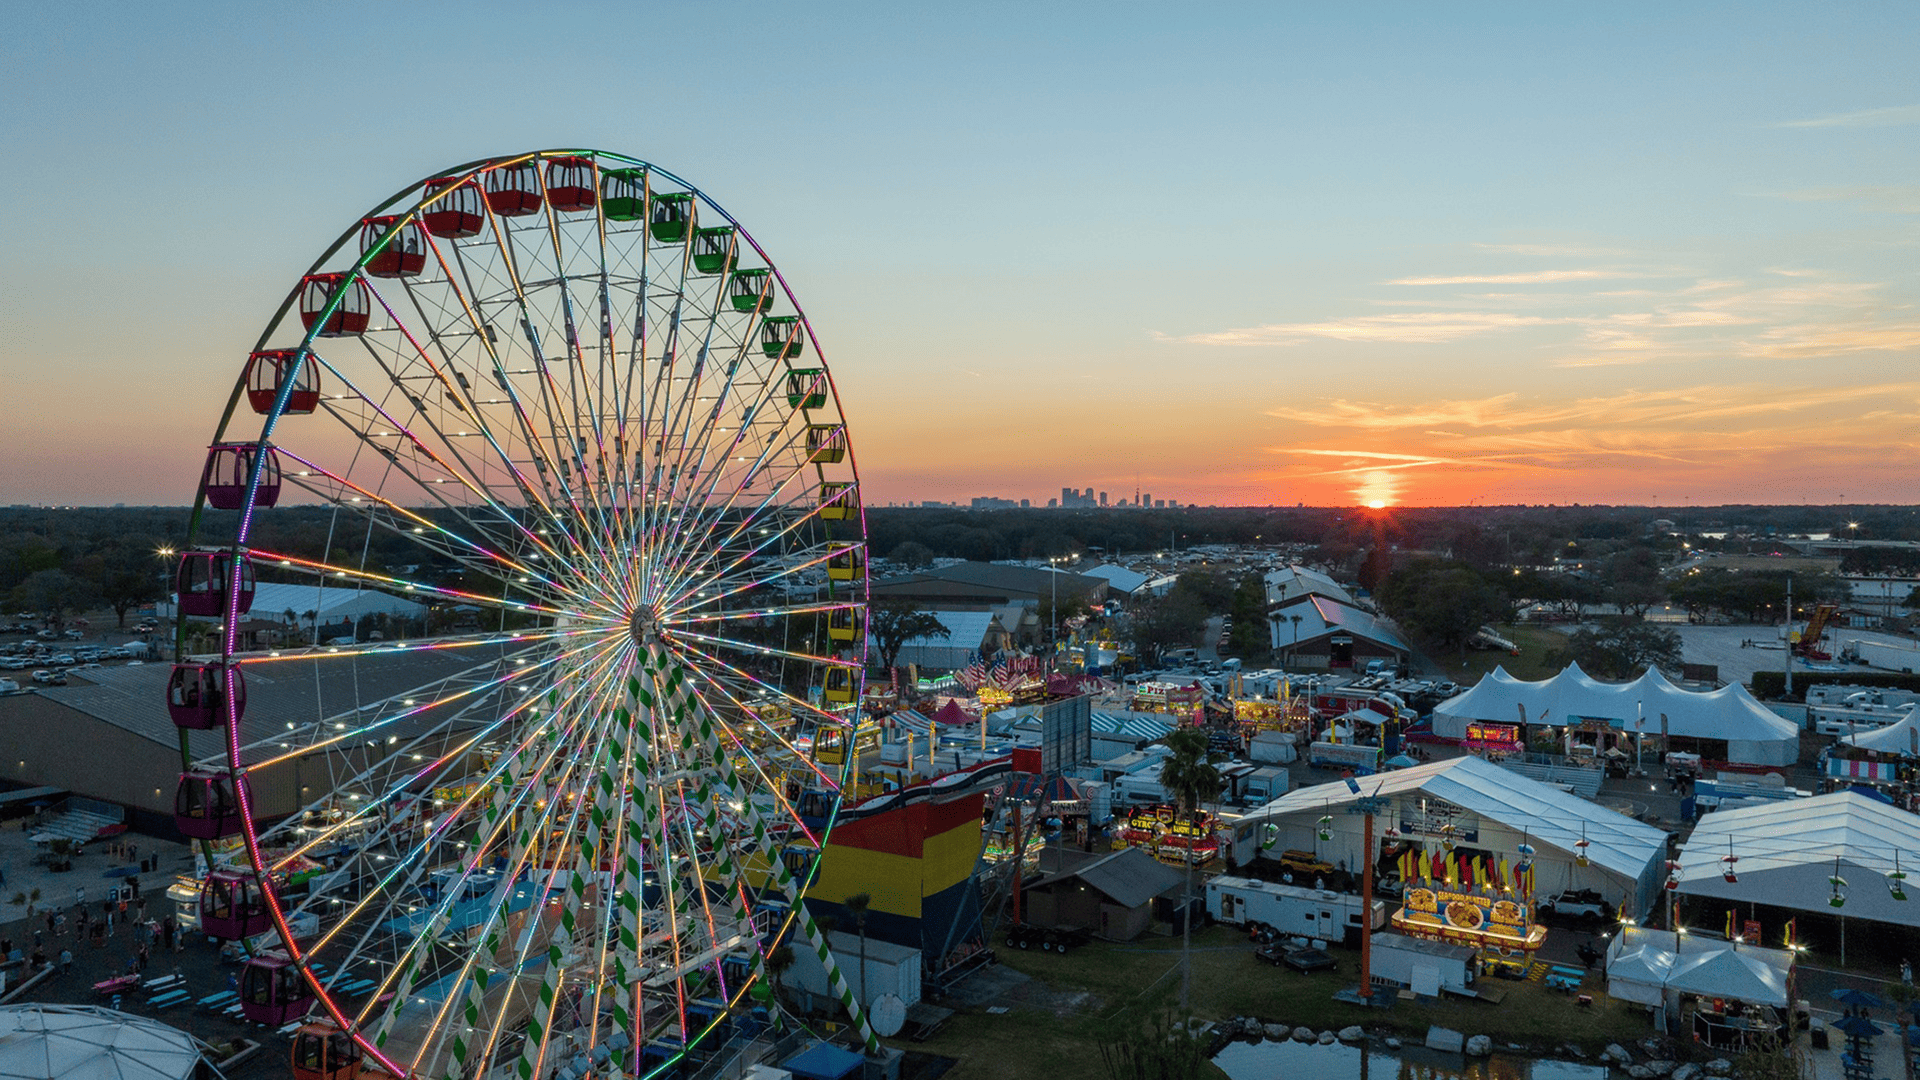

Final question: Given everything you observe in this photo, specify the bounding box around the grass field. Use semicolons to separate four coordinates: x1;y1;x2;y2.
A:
900;926;1649;1080
1425;622;1571;685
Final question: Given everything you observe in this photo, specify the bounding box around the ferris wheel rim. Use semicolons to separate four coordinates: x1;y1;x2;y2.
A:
175;149;872;1078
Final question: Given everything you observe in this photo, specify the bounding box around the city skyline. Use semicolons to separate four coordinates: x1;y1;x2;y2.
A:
2;4;1916;508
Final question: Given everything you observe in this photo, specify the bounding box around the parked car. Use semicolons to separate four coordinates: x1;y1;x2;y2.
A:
30;670;64;686
1276;849;1335;877
1537;889;1613;925
0;679;19;693
1282;947;1337;973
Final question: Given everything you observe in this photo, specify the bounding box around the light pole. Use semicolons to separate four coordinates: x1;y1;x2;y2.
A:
155;547;175;659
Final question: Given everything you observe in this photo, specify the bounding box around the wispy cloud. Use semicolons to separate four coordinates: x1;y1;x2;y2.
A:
1265;383;1920;433
1154;312;1559;345
1387;269;1641;285
1778;104;1920;128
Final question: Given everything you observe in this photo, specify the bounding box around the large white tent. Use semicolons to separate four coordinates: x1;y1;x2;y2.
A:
1232;754;1669;915
0;1005;212;1080
1676;791;1920;930
1433;663;1800;767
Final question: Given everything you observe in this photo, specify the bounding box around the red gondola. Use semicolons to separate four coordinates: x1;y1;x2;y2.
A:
545;155;597;213
200;444;281;510
175;551;255;618
359;216;426;278
292;1023;364;1080
200;870;273;940
299;273;371;336
245;350;322;415
240;955;314;1026
174;769;249;840
167;662;245;729
421;176;485;238
483;161;542;216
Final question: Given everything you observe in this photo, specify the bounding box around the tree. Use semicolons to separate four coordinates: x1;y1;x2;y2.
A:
1122;590;1206;663
1375;559;1509;654
1035;587;1088;643
868;600;948;671
1226;576;1269;660
1159;725;1222;1012
1095;993;1211;1080
843;891;871;1020
96;568;161;629
1600;547;1667;618
9;569;98;629
1563;617;1683;679
762;942;796;1024
886;541;935;570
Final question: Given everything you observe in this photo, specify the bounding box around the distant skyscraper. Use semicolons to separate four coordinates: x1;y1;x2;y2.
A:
1141;492;1152;509
1061;487;1073;506
1099;491;1108;507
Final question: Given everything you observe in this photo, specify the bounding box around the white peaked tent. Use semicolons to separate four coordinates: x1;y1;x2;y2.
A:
1606;929;1793;1013
1842;708;1920;755
1433;663;1800;766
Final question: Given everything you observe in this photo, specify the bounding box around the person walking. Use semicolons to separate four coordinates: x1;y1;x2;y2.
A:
136;942;149;971
59;948;72;975
1904;958;1913;986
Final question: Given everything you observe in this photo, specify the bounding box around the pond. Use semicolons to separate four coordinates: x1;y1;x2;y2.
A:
1213;1037;1616;1080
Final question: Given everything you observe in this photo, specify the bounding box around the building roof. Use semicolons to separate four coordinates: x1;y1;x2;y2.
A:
1264;564;1354;607
31;641;518;759
1090;710;1175;742
1271;594;1412;654
1246;754;1668;882
1675;791;1920;928
904;611;995;652
1068;846;1187;908
1084;564;1152;594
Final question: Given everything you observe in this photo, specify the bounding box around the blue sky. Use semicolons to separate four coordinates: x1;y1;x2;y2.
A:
3;3;1915;505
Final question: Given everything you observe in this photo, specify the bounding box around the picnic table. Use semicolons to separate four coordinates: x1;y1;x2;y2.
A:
93;974;140;995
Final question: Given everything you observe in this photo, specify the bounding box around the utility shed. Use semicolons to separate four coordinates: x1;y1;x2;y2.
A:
1022;846;1187;941
787;929;923;1011
1369;932;1477;995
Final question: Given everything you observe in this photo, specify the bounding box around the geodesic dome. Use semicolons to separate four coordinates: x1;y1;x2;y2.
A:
0;1004;212;1080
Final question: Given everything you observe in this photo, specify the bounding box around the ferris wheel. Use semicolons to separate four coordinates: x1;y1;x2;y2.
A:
166;151;873;1080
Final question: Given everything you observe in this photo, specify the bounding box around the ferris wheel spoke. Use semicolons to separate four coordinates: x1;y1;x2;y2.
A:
649;414;828;599
246;548;605;623
294;346;575;583
220;634;593;780
272;457;568;600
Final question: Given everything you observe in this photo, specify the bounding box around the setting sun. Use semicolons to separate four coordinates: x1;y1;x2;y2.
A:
1367;500;1388;509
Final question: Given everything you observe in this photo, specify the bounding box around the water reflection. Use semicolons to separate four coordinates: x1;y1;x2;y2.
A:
1213;1038;1612;1080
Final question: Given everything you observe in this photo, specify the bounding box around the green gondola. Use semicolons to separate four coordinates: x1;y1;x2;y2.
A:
650;192;695;243
786;369;827;409
729;268;773;313
601;168;648;222
761;315;804;359
692;227;737;275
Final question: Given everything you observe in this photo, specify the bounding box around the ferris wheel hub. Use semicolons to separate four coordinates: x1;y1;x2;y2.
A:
628;606;661;646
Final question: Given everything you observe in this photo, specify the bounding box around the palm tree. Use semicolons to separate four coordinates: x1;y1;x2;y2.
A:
764;943;796;1027
844;892;872;1013
1160;725;1222;1011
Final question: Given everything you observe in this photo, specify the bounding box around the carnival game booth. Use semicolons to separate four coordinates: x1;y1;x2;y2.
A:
1233;755;1668;942
1605;928;1794;1048
1675;791;1920;958
1434;664;1799;769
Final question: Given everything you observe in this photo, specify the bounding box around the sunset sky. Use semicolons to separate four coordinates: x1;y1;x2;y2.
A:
2;3;1915;508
